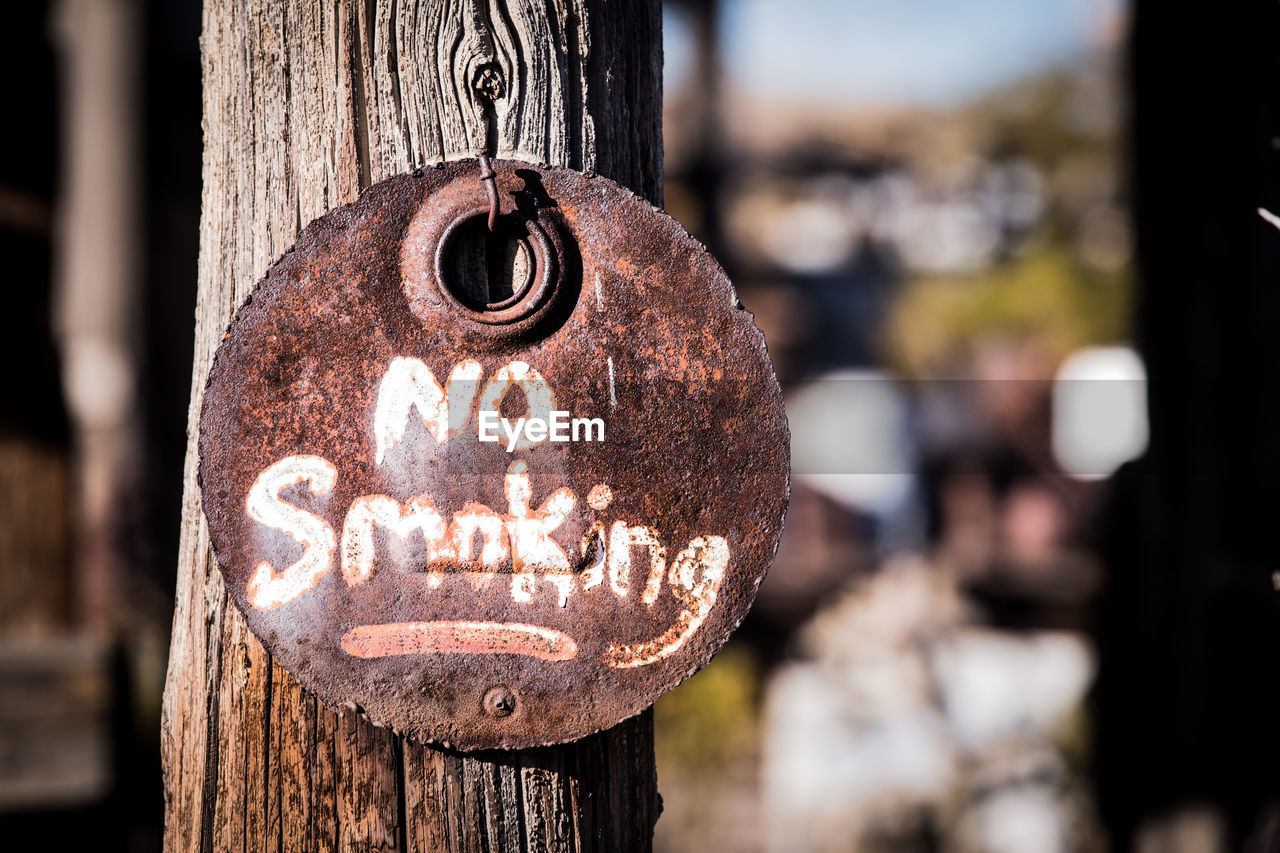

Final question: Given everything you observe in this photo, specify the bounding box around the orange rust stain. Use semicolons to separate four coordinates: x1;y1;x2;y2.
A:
586;483;613;510
340;621;578;661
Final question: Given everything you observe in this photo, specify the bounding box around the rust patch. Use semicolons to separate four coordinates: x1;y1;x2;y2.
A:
198;160;790;750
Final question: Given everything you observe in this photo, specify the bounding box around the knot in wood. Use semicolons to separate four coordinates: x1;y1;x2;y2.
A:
473;64;504;103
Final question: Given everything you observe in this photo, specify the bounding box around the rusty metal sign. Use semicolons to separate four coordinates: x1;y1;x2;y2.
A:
198;160;789;750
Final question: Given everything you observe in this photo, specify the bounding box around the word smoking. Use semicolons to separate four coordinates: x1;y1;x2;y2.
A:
243;356;730;669
478;410;604;451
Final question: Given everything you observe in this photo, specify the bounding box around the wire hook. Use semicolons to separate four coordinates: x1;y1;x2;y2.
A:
477;150;499;233
474;80;501;232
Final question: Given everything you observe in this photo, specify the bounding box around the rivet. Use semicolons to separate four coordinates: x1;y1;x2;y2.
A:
483;686;516;717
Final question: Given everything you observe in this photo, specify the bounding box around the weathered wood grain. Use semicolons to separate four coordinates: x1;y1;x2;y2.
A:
161;2;662;850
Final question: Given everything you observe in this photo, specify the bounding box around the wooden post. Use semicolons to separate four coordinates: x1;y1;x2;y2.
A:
162;2;662;850
1096;0;1280;845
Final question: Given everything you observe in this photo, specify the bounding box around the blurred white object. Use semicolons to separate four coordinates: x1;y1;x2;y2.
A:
931;629;1094;753
1052;346;1148;479
762;559;1097;851
956;785;1070;853
763;665;956;853
895;197;1001;273
787;369;915;519
760;192;860;273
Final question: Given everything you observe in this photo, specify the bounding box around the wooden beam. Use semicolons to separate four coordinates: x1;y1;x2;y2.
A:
162;2;662;849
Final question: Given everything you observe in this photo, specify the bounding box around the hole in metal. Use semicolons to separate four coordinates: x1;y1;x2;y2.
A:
439;214;534;312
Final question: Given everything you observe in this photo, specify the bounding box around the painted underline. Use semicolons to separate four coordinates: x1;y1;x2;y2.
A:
340;620;579;661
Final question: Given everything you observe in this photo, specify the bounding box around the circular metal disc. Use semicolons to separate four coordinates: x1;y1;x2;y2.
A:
199;160;790;750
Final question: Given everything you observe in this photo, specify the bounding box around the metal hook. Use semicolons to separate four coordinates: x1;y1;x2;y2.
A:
477;151;499;232
474;89;501;233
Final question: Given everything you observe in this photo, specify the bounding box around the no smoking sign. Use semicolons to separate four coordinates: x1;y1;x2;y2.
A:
199;161;789;749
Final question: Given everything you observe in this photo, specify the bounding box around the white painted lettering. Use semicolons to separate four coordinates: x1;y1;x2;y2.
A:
245;455;338;610
607;536;729;668
477;361;555;451
374;357;482;463
606;522;666;602
341;494;451;588
245;356;730;667
503;461;575;606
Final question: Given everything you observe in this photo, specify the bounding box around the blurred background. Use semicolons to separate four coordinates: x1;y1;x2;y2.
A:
2;1;1279;850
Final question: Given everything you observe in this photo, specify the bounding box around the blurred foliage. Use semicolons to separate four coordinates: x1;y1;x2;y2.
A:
884;58;1131;378
654;642;760;776
884;246;1131;377
971;71;1114;167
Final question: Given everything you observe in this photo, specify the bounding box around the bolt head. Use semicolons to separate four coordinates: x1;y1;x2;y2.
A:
483;686;517;717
